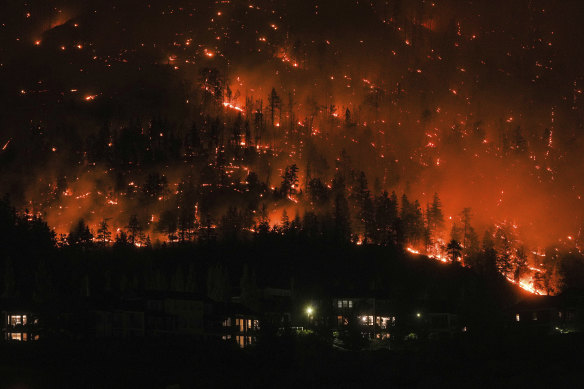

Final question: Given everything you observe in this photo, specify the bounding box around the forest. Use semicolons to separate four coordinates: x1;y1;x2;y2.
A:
2;0;584;299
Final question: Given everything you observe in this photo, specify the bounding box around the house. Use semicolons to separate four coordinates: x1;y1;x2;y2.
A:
90;291;261;347
143;291;211;337
3;310;40;342
89;292;214;339
511;296;563;334
216;302;260;348
511;289;584;334
405;300;464;340
331;296;396;341
426;312;461;339
0;299;41;342
258;287;293;329
92;297;145;338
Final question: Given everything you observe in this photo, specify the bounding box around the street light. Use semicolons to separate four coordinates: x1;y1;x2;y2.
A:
305;305;314;330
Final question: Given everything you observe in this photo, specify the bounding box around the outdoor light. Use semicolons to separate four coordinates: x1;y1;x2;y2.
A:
416;312;421;318
306;306;314;315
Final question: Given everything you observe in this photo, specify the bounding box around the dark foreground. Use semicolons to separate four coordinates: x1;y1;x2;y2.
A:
1;333;583;389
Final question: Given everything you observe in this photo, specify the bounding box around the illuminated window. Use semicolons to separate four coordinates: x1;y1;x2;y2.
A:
236;335;245;348
222;318;231;327
348;300;353;308
9;315;26;326
515;314;520;322
337;300;342;308
9;333;22;341
378;317;391;329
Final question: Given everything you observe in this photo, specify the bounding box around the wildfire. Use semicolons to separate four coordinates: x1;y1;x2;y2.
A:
428;253;449;263
222;102;244;113
3;4;578;303
506;276;543;295
408;244;544;295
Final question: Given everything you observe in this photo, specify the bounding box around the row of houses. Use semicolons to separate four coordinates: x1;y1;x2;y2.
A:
1;289;463;348
4;288;584;347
